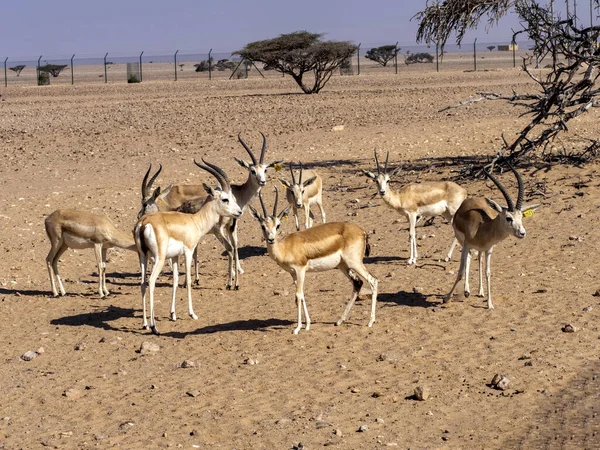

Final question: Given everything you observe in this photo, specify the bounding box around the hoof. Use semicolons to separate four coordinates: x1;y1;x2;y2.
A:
151;326;160;336
293;327;301;335
234;285;239;291
335;320;343;326
367;320;374;327
170;313;177;321
464;291;471;298
442;296;451;304
194;279;200;286
237;268;245;275
142;324;149;330
444;256;450;262
226;285;232;291
190;313;198;320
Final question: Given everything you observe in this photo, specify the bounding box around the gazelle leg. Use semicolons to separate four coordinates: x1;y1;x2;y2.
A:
485;250;494;309
293;207;300;231
148;256;166;335
317;197;326;224
336;268;362;327
464;250;472;298
93;244;105;298
47;238;66;297
230;220;241;289
139;253;149;330
214;227;235;290
477;251;485;297
306;204;314;229
53;244;68;296
408;213;417;265
193;246;200;285
101;247;109;297
184;248;198;320
170;257;179;321
444;246;469;303
445;237;458;262
292;269;307;334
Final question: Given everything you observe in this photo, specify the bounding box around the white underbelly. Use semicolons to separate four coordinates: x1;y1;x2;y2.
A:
419;201;447;217
63;232;95;249
307;251;342;272
143;224;189;258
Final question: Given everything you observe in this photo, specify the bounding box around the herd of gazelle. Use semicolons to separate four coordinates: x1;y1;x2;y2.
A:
44;134;539;334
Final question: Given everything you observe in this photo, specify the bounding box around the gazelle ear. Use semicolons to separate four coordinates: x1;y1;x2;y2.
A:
248;205;261;220
158;184;172;200
522;204;541;217
234;158;250;169
390;167;402;176
203;183;216;197
268;160;284;170
485;198;504;213
279;206;291;219
279;178;291;188
361;169;376;180
303;176;317;187
150;186;162;201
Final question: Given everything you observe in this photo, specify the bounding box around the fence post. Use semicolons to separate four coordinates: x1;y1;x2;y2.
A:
139;51;144;82
3;57;7;87
473;38;477;71
37;55;42;85
104;53;108;83
208;48;212;80
591;0;594;27
174;50;179;81
357;43;361;75
394;41;398;74
512;38;516;68
70;54;75;85
436;43;439;72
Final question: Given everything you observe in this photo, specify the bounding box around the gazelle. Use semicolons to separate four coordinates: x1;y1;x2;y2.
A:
362;150;467;265
249;189;378;334
280;162;326;231
443;164;539;309
45;209;137;298
134;159;242;335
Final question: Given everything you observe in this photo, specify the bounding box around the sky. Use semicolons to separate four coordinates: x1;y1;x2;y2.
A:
1;0;586;60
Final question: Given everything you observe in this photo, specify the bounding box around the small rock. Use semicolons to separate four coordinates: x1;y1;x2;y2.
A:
36;347;45;354
351;198;360;204
189;429;199;436
21;350;37;361
244;358;256;365
177;360;197;368
414;385;429;401
583;306;593;312
139;341;160;354
375;418;384;424
371;392;382;398
273;289;289;296
518;353;532;360
562;324;577;333
332;125;345;132
385;272;394;278
376;353;387;362
63;388;82;399
593;289;600;297
333;429;343;437
276;418;291;425
412;286;423;294
347;212;357;217
119;421;135;430
490;374;510;390
568;235;582;241
74;342;86;351
358;424;368;432
524;360;533;367
186;390;201;398
316;421;331;429
350;387;360;393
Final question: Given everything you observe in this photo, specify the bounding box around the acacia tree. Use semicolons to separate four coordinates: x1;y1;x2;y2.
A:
38;64;68;77
365;45;399;67
234;31;358;94
9;65;26;76
415;0;600;165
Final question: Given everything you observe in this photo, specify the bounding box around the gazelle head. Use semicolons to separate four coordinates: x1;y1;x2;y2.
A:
280;162;317;208
362;150;399;196
194;158;243;219
249;188;290;244
138;163;173;219
483;164;540;239
235;132;282;187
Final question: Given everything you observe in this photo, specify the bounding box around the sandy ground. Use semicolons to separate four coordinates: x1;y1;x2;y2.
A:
0;67;599;449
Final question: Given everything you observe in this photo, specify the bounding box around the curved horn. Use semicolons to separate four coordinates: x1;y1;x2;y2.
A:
289;162;296;184
201;158;231;190
483;166;515;212
194;159;227;191
384;151;389;173
299;162;303;184
238;132;257;165
374;149;381;174
509;163;524;210
273;186;279;217
259;132;267;164
258;191;268;218
142;163;162;198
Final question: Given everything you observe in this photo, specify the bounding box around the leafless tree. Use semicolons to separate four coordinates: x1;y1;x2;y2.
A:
415;1;600;166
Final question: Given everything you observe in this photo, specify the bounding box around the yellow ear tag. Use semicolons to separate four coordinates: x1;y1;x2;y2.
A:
523;209;534;218
274;163;283;172
285;215;289;221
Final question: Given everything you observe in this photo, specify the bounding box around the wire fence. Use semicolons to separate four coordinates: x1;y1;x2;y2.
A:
2;40;552;87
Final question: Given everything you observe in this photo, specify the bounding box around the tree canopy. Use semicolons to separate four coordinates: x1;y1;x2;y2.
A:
234;31;358;94
39;64;68;77
415;0;600;166
365;45;399;67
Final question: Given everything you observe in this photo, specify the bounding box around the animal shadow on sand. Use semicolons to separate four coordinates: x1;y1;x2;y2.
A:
377;290;432;308
163;318;295;339
51;305;137;332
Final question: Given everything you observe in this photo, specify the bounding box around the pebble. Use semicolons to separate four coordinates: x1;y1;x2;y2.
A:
490;374;510;390
414;385;429;401
358;424;369;432
375;418;384;424
562;324;577;333
350;387;360;393
244;358;256;365
63;388;82;399
316;421;331;429
273;289;289;296
376;353;387;362
177;360;197;368
333;429;343;437
74;342;86;351
412;286;423;294
583;306;593;312
139;341;160;354
332;125;345;132
36;347;45;354
21;350;37;361
186;390;201;398
593;289;600;297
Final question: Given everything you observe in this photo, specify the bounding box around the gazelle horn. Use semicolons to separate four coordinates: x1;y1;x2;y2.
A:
289;162;296;184
273;186;279;217
374;149;381;174
509;163;524;210
142;163;162;198
238;132;257;165
483;165;515;212
259;191;268;218
259;132;267;164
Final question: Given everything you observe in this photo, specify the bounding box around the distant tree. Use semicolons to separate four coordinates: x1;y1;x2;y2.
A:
179;64;185;71
214;59;236;71
234;31;358;94
405;53;434;64
9;65;26;76
487;45;496;52
194;57;213;72
38;64;68;77
365;45;399;67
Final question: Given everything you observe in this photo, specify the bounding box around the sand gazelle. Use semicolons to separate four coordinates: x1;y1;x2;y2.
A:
45;209;137;298
133;159;242;335
249;189;378;334
443;163;540;309
280;162;326;231
362;150;467;265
